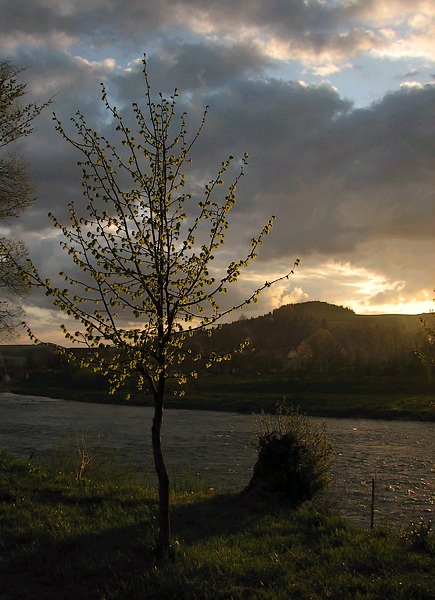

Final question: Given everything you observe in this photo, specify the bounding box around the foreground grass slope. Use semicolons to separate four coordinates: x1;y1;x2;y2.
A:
0;451;433;600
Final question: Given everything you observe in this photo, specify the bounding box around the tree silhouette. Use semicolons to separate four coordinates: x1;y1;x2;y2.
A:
20;60;298;551
0;60;50;337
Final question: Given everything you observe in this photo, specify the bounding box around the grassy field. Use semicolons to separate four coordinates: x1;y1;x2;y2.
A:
0;450;434;599
14;373;435;421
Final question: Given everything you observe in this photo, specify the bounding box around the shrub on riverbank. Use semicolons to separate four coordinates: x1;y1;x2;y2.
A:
242;404;335;506
0;451;433;599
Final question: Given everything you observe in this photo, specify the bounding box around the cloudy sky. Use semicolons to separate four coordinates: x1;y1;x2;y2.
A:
2;0;435;344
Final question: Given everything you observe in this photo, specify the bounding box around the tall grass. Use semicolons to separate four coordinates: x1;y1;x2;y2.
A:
44;430;215;496
169;463;213;494
44;429;148;487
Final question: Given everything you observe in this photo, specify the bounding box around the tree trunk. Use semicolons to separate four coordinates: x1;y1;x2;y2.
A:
151;395;171;551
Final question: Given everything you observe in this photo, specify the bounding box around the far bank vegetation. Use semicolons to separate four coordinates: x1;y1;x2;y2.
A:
3;301;432;385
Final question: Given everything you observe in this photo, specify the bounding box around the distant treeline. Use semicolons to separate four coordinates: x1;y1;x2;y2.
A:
1;301;433;386
184;301;433;379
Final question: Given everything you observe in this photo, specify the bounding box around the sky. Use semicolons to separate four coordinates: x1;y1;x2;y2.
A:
1;0;435;344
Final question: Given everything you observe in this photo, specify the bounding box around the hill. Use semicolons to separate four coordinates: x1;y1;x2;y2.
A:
1;301;430;383
188;301;427;378
4;302;435;420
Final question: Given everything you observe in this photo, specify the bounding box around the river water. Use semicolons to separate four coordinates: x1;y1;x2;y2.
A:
0;392;433;529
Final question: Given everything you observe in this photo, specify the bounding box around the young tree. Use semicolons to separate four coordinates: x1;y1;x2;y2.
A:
20;60;298;551
0;60;50;337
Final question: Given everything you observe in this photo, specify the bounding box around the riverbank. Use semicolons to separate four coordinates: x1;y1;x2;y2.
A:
1;451;433;599
12;374;435;421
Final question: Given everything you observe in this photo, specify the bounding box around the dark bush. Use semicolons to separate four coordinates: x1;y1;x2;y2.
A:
242;403;335;507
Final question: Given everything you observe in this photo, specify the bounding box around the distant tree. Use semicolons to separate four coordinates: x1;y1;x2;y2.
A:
0;60;50;338
15;60;299;552
294;340;313;375
417;298;435;370
0;238;29;336
305;328;341;375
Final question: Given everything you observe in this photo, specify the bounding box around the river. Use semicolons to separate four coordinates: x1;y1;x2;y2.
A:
0;392;433;529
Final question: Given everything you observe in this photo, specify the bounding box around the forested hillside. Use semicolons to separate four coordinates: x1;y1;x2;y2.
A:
187;301;430;379
0;301;432;384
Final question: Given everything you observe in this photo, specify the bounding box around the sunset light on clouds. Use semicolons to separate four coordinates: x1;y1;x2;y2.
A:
1;0;434;343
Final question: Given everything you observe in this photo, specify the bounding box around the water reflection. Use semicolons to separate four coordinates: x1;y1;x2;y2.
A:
0;392;433;527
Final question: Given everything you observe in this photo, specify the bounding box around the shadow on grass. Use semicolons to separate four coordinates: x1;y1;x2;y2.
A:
2;528;148;600
172;492;254;542
1;491;267;600
2;517;153;599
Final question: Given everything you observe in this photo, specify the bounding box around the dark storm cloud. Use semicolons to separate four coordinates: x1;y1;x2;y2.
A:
17;63;434;295
107;41;276;106
144;42;275;92
167;76;434;258
0;0;161;40
0;0;388;64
